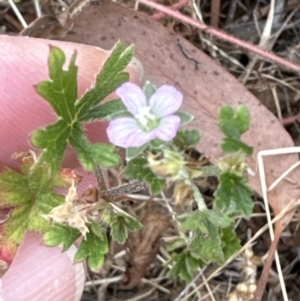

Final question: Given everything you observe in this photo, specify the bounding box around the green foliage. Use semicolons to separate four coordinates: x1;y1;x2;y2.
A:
221;226;241;259
32;42;133;173
168;251;203;283
143;81;157;99
173;129;200;150
176;111;195;126
179;210;235;264
214;172;253;217
219;105;253;155
2;41;255;284
102;206;143;244
76;43;134;120
124;157;166;194
83;99;126;121
126;144;148;161
74;221;108;271
180;210;233;232
0;163;64;248
43;224;81;251
110;213;143;244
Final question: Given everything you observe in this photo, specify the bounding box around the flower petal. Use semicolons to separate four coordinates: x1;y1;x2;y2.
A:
149;85;183;117
107;117;155;148
127;130;156;148
116;83;147;115
154;115;181;141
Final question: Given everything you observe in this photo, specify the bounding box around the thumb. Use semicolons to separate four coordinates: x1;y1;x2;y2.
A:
0;35;142;301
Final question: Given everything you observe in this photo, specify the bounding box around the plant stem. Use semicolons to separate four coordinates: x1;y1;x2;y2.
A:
189;181;207;211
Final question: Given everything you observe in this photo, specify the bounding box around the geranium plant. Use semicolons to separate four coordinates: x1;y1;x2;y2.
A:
0;41;254;284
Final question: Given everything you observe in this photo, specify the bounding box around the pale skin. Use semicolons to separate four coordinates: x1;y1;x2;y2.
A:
0;35;140;300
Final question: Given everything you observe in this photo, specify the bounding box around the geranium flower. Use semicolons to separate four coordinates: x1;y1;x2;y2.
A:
107;82;183;148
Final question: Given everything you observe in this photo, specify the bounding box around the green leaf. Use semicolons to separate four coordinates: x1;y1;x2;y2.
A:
69;123;119;170
214;172;253;216
32;41;132;173
31;120;70;173
44;224;81;251
110;217;128;244
0;163;64;251
90;220;107;239
221;226;241;259
143;81;157;99
168;252;202;282
219;105;250;135
76;42;134;118
221;138;253;155
124;158;166;194
180;211;234;264
110;212;143;244
234;105;251;133
180;210;233;232
180;211;207;232
191;227;224;264
126;144;148;161
206;211;234;228
173;129;200;150
36;46;77;122
166;238;186;252
74;224;109;271
80;99;127;122
176;111;195;126
218;105;253;155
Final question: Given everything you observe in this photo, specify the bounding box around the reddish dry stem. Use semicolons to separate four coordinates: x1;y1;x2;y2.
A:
251;227;281;301
282;112;300;125
152;0;190;21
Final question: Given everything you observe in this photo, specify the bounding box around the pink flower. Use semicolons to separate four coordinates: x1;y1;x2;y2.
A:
107;83;183;148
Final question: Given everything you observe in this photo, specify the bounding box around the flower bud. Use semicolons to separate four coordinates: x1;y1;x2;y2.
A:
147;150;186;180
218;152;249;176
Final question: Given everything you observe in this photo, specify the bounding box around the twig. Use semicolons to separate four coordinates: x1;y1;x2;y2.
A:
210;0;220;28
268;160;300;192
176;38;200;70
225;0;237;27
269;4;300;50
153;0;190;21
270;85;282;124
7;0;27;28
33;0;42;17
259;0;275;49
4;13;23;31
139;0;300;72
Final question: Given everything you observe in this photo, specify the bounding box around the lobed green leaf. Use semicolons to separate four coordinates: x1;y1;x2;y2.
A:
214;172;253;216
218;105;253;155
76;42;134;119
109;212;143;244
43;224;81;251
221;226;241;259
74;222;109;271
0;164;64;248
173;129;200;150
168;252;203;282
36;46;77;121
81;99;127;122
32;41;133;173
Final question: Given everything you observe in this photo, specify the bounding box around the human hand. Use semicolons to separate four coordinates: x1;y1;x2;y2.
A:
0;35;141;301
